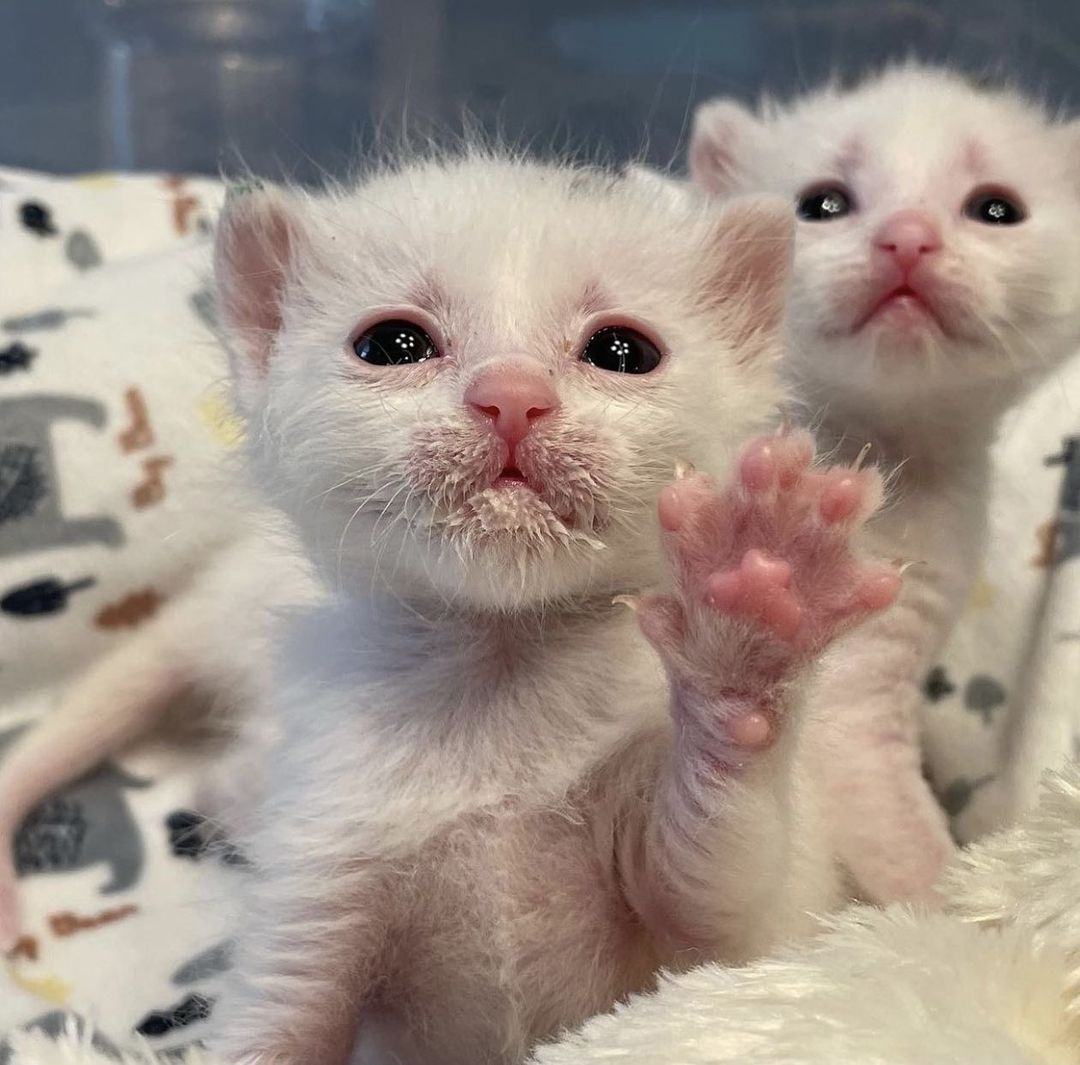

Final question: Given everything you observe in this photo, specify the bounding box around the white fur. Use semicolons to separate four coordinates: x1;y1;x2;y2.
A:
201;150;876;1065
689;64;1080;902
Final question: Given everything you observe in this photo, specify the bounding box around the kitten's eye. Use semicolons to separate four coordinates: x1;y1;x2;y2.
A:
796;185;854;222
580;326;662;374
352;320;440;366
964;190;1026;225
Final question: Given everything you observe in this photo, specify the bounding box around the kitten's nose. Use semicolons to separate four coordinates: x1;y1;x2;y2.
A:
873;210;942;272
465;368;559;450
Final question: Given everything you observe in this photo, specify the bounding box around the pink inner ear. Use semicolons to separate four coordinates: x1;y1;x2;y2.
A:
702;207;792;364
216;194;299;378
689;135;738;198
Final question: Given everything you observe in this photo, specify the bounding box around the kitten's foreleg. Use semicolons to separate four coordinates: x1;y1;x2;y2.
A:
210;816;391;1065
618;432;900;958
814;641;955;904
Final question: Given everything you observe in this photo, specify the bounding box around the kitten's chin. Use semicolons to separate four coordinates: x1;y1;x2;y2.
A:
412;489;660;612
435;484;605;549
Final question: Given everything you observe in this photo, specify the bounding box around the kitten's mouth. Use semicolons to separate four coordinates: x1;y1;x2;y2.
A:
853;284;950;337
494;465;530;489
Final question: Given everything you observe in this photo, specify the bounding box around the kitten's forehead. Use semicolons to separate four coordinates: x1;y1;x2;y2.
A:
323;158;697;325
769;68;1072;195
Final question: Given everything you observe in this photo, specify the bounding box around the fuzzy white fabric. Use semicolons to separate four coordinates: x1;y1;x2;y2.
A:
533;915;1075;1064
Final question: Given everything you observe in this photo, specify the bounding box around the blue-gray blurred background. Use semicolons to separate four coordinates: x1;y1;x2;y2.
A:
1;0;1078;182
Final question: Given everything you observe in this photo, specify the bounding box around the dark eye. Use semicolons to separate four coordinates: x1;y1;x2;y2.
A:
580;326;662;374
796;185;854;222
352;320;439;366
964;190;1026;225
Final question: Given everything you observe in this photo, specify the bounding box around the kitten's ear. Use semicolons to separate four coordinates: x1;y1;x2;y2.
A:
1059;118;1080;173
689;98;762;196
698;194;794;364
623;164;695;209
214;183;310;409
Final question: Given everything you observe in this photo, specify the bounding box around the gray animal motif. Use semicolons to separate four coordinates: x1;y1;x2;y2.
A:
923;665;956;702
64;230;103;271
19;202;57;237
0;724;151;895
0;1010;123;1065
0;395;124;560
0;575;96;618
1045;436;1080;565
172;939;233;985
188;286;217;331
1;308;96;333
0;342;36;374
963;674;1007;725
135;993;214;1038
938;774;994;819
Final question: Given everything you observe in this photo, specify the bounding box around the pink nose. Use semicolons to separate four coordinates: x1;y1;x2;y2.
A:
873;210;942;272
465;368;559;450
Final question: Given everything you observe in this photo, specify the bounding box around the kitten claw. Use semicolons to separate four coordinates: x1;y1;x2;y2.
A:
893;559;922;576
612;594;641;612
855;442;872;469
674;460;695;481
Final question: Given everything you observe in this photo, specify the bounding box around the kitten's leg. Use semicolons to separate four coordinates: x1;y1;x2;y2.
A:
0;624;188;950
619;431;900;959
209;805;389;1065
812;618;956;904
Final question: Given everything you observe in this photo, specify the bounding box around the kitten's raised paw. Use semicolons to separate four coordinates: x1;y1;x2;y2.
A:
638;430;900;748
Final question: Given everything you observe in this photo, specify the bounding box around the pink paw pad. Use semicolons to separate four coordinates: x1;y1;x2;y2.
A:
818;471;863;523
726;706;775;749
738;432;814;492
705;549;803;642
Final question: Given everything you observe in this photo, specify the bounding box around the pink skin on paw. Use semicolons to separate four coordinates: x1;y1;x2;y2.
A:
657;477;709;533
705;549;803;643
738;432;814;492
657;484;685;533
726;708;774;748
640;429;901;760
855;566;903;611
819;472;862;523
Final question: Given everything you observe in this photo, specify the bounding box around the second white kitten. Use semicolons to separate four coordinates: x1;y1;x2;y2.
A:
689;64;1080;902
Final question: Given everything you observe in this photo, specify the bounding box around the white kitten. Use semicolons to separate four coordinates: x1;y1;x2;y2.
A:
688;64;1080;902
207;150;900;1065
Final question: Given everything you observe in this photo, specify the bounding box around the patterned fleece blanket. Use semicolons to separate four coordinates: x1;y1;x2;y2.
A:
0;164;1078;1060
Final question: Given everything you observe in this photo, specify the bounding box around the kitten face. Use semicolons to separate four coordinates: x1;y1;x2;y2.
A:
215;156;789;610
690;65;1080;407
